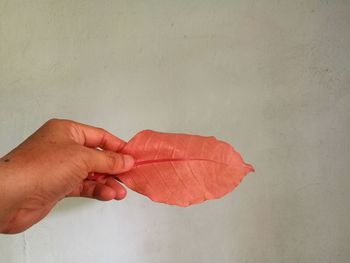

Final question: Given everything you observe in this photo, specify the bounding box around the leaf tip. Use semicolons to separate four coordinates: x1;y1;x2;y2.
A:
244;163;255;173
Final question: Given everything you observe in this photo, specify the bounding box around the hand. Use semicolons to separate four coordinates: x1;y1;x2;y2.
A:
0;119;134;234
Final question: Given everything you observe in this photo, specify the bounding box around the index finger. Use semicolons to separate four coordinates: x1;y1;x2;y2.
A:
71;121;126;152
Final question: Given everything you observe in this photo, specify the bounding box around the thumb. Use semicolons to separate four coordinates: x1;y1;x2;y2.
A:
85;148;135;174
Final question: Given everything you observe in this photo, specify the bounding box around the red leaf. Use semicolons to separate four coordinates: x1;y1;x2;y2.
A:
117;130;254;207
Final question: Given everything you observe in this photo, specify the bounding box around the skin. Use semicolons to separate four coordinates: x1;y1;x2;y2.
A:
0;119;135;234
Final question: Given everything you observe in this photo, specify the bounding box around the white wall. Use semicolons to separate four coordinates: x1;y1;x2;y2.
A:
0;1;349;262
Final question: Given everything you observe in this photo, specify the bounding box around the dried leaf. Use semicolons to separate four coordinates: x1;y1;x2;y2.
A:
117;130;254;207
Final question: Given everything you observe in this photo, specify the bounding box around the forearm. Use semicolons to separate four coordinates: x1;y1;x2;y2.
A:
0;159;17;233
0;153;32;234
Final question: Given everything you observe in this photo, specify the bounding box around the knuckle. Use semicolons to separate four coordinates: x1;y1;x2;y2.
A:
45;118;60;126
60;119;74;128
97;127;108;135
45;118;74;129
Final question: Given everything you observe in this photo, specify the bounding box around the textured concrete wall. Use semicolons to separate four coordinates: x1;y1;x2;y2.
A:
0;1;349;262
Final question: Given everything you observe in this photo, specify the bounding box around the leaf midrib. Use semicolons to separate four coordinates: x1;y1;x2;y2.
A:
135;158;226;166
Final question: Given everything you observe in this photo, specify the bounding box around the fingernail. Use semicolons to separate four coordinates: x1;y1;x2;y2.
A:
124;155;135;168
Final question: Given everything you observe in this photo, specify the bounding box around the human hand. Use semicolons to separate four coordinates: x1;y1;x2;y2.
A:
0;119;135;234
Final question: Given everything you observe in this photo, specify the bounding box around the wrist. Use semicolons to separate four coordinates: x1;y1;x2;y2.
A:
0;159;21;233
